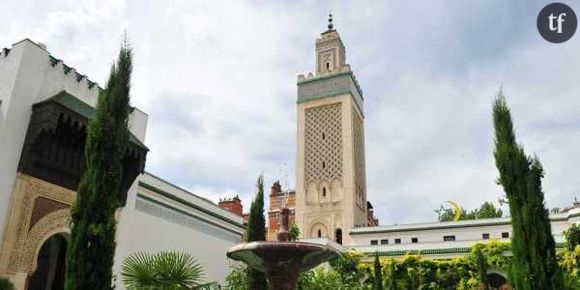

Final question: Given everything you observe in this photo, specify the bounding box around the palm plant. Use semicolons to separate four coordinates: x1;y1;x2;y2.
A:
121;251;216;289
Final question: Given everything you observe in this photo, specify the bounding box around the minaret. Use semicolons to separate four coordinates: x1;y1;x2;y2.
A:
295;14;367;246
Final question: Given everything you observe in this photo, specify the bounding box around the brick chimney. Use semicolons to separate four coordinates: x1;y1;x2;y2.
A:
218;195;243;217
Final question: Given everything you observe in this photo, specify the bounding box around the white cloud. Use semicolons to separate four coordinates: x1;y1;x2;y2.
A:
2;0;579;224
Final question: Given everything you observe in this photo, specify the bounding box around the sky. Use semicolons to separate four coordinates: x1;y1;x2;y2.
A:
2;0;579;224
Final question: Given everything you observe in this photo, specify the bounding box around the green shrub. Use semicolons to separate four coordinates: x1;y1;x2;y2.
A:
0;278;15;290
565;224;580;251
224;266;249;290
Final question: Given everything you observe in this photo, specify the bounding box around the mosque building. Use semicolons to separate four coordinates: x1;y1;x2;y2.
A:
262;15;580;264
1;15;579;290
0;39;244;290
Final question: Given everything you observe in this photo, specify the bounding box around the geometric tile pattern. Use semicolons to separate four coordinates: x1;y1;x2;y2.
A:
353;110;366;208
305;103;343;184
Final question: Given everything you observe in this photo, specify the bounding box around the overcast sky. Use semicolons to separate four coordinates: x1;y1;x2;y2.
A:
3;0;579;224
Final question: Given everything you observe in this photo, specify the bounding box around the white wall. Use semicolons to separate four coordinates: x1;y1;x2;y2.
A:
0;39;148;242
113;173;245;288
349;213;575;258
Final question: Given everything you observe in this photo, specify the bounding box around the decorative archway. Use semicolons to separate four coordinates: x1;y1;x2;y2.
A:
20;209;71;274
309;221;330;239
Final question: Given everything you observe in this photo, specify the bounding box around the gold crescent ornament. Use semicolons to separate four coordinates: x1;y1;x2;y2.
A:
445;201;463;221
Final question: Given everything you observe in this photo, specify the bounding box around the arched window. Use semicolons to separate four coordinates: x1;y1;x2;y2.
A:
317;229;322;238
326;62;330;70
322;187;326;197
335;228;343;245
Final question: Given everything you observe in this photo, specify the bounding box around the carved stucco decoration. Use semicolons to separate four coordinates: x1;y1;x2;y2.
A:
352;109;366;208
8;174;74;272
19;209;70;272
304;103;343;187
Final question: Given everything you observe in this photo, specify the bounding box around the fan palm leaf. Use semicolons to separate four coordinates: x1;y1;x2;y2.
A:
122;251;214;289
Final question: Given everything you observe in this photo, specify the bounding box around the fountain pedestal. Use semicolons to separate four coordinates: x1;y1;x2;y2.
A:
227;207;340;290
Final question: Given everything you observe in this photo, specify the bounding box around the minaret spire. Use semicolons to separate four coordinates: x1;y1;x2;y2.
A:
327;11;334;30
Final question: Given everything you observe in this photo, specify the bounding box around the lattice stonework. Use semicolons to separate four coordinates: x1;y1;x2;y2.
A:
305;103;343;184
353;109;366;208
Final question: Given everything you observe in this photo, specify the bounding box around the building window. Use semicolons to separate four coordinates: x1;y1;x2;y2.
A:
317;229;321;238
371;240;378;245
322;187;326;197
502;232;509;239
411;237;418;243
322;132;325;140
322;161;326;169
380;239;388;245
335;228;342;245
394;238;401;244
326;62;330;70
482;233;490;240
443;235;456;242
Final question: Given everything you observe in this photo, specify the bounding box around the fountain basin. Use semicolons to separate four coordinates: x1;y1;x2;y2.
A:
227;241;340;290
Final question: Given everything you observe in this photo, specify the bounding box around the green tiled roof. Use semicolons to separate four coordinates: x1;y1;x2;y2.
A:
355;242;566;257
43;91;148;150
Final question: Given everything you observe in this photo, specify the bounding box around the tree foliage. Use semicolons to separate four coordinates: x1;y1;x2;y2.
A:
0;278;15;290
436;201;503;222
492;91;562;289
289;223;300;241
223;266;249;290
329;250;365;285
565;223;580;251
245;175;267;290
121;252;216;289
373;252;384;290
298;266;369;290
224;240;580;289
65;38;133;290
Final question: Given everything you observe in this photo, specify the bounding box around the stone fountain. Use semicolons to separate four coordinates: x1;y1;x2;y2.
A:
227;206;340;290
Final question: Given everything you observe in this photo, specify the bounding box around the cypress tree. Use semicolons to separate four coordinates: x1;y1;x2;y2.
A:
492;90;563;289
373;252;383;290
474;246;488;290
387;261;397;290
65;39;133;290
246;175;267;290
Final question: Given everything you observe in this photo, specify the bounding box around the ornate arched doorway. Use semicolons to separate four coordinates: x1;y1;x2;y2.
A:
309;222;329;239
27;234;68;290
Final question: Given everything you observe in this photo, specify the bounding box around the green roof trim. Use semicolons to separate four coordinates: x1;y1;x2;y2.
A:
297;71;351;85
357;242;566;257
49;55;60;67
138;181;246;230
370;247;471;257
137;193;244;237
350;215;569;236
42;90;148;150
297;70;364;100
296;89;352;104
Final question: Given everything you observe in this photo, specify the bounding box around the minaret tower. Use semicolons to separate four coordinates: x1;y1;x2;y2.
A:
295;14;367;246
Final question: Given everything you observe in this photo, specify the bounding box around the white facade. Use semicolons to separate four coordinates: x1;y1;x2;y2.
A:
348;207;580;259
0;39;147;239
0;39;243;289
114;173;244;287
